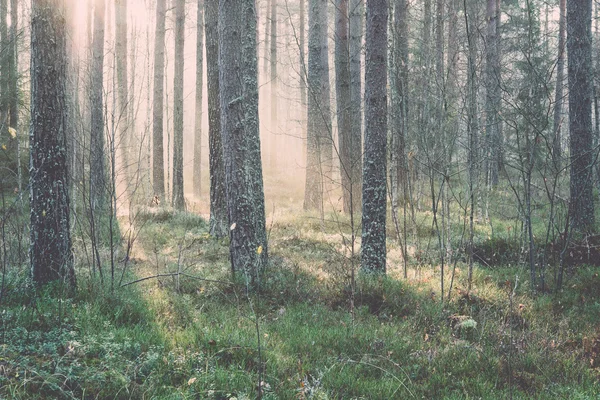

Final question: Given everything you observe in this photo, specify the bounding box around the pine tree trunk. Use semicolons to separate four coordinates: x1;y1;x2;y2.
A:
485;0;501;187
193;0;204;198
361;0;388;274
304;0;331;213
30;0;75;289
553;0;566;169
349;0;363;212
299;0;307;163
206;0;228;238
568;0;595;232
172;0;186;210
270;0;278;168
152;0;166;202
115;0;130;193
90;0;106;212
335;0;353;214
219;0;268;285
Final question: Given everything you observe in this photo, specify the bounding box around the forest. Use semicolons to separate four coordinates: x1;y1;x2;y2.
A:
1;0;600;398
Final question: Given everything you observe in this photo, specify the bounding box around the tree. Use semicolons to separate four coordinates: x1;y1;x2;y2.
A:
567;0;595;232
335;0;353;213
553;0;566;169
205;0;228;238
390;0;408;208
193;0;204;197
115;0;130;189
219;0;268;284
485;0;502;187
304;0;332;213
30;0;75;289
90;0;106;211
172;0;186;210
153;0;166;202
361;0;388;273
349;0;363;210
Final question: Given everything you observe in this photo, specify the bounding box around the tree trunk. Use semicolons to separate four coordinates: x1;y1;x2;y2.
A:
206;0;228;238
349;0;363;212
172;0;186;210
485;0;502;187
304;0;332;213
115;0;130;191
568;0;595;232
270;0;278;166
30;0;75;289
90;0;106;212
152;0;166;202
553;0;566;169
335;0;353;213
219;0;268;285
9;0;19;190
390;0;407;207
193;0;204;198
299;0;307;162
361;0;388;274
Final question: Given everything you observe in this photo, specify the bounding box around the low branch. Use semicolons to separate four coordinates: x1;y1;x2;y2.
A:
120;272;234;288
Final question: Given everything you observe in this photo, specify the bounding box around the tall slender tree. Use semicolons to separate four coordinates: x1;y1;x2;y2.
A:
116;0;130;189
172;0;186;210
152;0;166;202
219;0;268;284
90;0;106;211
206;0;228;238
304;0;332;212
193;0;204;197
349;0;363;210
553;0;566;169
335;0;353;213
30;0;75;289
485;0;502;187
361;0;388;273
568;0;595;232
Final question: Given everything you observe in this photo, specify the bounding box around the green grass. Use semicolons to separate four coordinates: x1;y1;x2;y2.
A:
1;201;600;399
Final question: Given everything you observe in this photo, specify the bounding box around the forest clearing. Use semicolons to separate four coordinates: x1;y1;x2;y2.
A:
2;0;600;398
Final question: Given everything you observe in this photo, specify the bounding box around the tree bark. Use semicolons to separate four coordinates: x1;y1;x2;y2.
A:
349;0;363;211
90;0;107;211
568;0;595;232
115;0;130;191
361;0;388;274
304;0;332;213
193;0;204;198
152;0;166;202
205;0;228;238
172;0;186;210
335;0;353;213
485;0;502;187
219;0;268;284
30;0;75;289
553;0;566;169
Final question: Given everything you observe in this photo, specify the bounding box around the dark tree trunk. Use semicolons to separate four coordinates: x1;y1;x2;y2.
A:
172;0;186;210
152;0;166;202
219;0;268;284
90;0;106;211
361;0;388;274
335;0;353;213
30;0;75;289
193;0;204;198
304;0;332;213
206;0;228;238
553;0;566;169
568;0;595;232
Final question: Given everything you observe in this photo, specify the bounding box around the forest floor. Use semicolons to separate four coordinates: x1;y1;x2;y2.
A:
1;178;600;399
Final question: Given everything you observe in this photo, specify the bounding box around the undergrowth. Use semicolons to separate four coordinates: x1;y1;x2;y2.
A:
1;208;599;399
